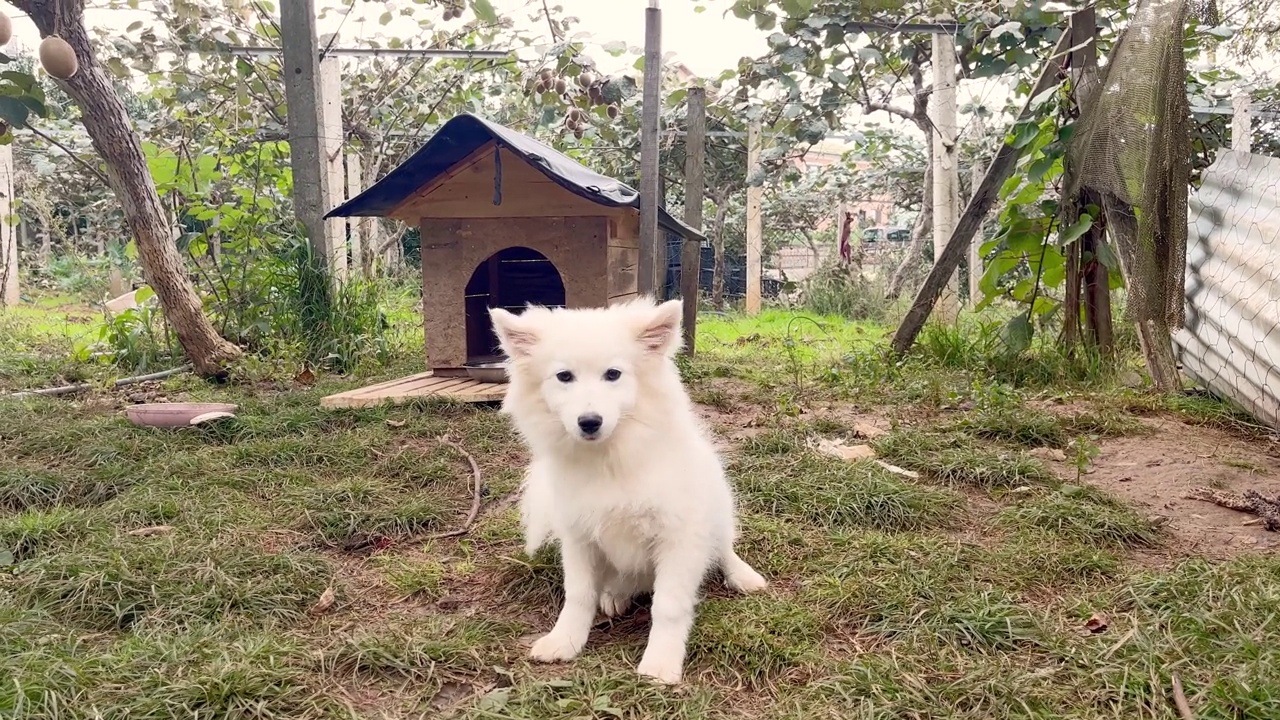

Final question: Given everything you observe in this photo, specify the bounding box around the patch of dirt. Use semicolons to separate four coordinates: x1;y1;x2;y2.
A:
1054;416;1280;557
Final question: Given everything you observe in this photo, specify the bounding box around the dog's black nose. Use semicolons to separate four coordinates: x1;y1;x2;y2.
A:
577;413;603;435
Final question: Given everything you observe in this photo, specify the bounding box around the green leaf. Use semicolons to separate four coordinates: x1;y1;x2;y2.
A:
379;11;392;25
694;5;706;13
0;96;30;128
1002;311;1033;355
470;0;498;24
1027;154;1060;182
134;285;155;304
0;70;35;91
1058;214;1094;245
602;40;627;57
1009;121;1040;149
0;547;13;566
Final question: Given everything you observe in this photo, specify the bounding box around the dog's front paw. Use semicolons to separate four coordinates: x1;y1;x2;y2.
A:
529;631;583;663
636;654;683;685
726;566;768;594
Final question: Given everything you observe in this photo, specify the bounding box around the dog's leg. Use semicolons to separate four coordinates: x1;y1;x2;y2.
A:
635;548;707;685
529;538;600;663
720;547;767;594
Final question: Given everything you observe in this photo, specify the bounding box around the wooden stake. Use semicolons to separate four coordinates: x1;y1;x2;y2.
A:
638;1;663;296
680;86;706;355
0;143;17;307
931;19;960;322
345;153;366;278
318;48;347;282
745;118;763;315
1232;90;1251;153
891;21;1075;357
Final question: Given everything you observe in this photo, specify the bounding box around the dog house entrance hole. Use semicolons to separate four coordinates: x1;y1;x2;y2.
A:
464;246;566;362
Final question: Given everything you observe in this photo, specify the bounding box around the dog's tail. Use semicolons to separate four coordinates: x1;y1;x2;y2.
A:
519;470;554;556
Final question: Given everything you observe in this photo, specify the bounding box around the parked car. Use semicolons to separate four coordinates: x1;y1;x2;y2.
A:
862;226;911;245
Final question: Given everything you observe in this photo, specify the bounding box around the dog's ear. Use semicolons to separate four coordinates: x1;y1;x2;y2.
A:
637;299;685;356
490;307;538;358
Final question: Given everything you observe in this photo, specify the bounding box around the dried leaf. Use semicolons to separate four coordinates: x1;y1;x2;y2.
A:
127;525;174;537
295;367;316;385
386;419;407;428
309;586;336;615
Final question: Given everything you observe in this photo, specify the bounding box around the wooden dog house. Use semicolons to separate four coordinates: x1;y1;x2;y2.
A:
319;113;703;408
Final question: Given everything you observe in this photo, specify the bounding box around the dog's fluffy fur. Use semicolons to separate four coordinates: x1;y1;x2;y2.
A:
489;296;766;685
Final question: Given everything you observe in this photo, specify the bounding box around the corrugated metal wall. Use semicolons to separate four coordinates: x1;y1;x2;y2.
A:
1173;151;1280;430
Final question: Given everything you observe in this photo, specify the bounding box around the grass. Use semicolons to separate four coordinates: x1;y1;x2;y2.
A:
2;301;1278;719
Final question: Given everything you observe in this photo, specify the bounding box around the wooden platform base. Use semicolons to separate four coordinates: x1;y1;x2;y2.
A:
321;372;506;409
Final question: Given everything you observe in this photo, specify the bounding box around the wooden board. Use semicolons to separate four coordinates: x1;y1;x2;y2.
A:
320;372;507;409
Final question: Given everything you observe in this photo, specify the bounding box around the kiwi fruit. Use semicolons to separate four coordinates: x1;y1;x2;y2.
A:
606;103;619;119
534;79;547;93
554;78;567;94
573;128;584;139
40;36;79;80
0;13;12;47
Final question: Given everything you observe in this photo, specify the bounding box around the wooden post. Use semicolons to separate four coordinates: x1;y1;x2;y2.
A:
318;47;347;282
280;0;338;278
1232;90;1251;153
637;0;663;296
891;22;1075;357
745;118;763;315
967;115;987;305
680;85;706;355
0;144;15;307
345;153;369;278
931;18;960;322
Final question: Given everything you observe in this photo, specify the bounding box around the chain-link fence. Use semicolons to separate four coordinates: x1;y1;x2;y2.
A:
1173;149;1280;430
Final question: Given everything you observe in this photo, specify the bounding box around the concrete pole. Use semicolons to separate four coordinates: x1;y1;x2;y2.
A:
280;0;340;280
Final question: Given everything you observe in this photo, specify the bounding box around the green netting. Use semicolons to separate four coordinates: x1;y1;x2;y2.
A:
1064;0;1192;329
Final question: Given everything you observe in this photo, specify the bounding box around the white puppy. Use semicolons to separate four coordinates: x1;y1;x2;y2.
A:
489;296;767;685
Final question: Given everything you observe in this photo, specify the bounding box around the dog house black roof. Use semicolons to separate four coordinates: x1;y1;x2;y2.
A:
326;113;703;241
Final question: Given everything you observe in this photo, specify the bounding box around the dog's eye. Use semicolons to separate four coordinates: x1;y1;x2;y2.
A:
603;368;622;382
555;370;575;383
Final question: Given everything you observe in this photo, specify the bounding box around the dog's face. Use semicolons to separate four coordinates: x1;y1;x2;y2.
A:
490;298;684;444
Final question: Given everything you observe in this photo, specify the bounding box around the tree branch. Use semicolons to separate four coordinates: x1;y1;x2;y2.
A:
26;124;111;185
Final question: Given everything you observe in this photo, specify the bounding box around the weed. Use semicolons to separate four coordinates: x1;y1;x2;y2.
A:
995;484;1163;549
734;431;963;531
873;429;1056;489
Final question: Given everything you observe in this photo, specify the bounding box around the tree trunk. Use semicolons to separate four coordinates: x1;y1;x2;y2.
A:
886;141;934;300
17;0;240;376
